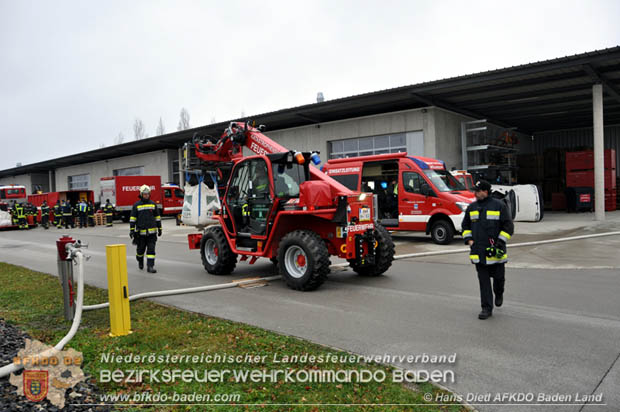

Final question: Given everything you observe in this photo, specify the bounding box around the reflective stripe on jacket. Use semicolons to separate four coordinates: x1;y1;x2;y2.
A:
461;197;514;265
129;199;161;234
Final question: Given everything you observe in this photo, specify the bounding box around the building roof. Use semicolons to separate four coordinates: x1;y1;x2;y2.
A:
2;46;620;177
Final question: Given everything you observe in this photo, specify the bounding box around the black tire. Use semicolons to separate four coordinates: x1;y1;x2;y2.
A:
200;225;237;275
349;224;394;276
121;213;129;223
277;230;330;291
430;219;454;245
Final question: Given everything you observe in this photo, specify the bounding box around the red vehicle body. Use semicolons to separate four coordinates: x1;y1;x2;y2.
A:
323;153;475;244
0;185;27;211
99;176;184;221
185;122;394;291
28;190;94;221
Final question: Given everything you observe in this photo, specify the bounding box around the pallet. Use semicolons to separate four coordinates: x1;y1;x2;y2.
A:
94;213;106;226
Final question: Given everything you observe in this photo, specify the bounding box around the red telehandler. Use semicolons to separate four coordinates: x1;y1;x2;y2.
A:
184;122;394;291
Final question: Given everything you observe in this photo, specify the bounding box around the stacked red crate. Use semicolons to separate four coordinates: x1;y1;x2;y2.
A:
566;149;616;211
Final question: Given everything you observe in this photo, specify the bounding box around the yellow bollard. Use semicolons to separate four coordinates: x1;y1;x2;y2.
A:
106;244;132;337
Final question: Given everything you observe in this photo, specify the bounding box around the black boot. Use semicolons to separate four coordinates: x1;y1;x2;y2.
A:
147;266;157;273
138;260;144;270
478;309;492;320
495;294;503;307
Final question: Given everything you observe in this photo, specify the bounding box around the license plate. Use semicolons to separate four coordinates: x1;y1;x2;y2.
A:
359;207;371;222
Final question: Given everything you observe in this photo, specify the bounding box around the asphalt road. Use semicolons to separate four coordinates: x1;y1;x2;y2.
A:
1;221;619;412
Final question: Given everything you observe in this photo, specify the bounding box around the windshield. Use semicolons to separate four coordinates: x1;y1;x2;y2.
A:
423;169;466;192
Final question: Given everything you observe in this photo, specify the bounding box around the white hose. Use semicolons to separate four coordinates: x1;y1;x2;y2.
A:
331;230;620;267
0;252;85;378
83;275;281;311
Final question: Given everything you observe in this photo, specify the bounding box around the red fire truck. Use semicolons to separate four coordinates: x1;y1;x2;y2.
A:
0;185;27;211
323;153;475;244
100;176;184;222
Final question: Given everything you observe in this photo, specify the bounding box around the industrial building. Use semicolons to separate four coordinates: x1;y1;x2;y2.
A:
1;46;619;218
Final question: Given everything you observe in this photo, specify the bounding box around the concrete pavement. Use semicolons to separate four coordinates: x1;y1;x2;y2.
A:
0;217;619;411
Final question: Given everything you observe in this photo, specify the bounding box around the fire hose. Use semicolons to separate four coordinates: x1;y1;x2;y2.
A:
1;230;619;379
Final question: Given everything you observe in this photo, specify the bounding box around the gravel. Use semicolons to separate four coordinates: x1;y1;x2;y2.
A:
0;318;111;411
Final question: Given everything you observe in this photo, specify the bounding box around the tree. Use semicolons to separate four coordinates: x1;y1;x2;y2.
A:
133;118;146;140
177;108;190;131
209;116;216;124
99;142;106;148
156;117;165;135
114;132;125;145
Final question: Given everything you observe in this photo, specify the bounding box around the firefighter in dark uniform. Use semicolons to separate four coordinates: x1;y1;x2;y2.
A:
461;180;514;320
25;202;36;227
10;202;18;226
72;202;78;228
40;200;50;229
54;200;62;228
103;199;114;227
129;185;162;273
61;200;73;229
15;202;27;229
78;199;88;228
87;201;95;227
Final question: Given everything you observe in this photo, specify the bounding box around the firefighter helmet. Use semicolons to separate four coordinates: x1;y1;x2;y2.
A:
139;184;151;194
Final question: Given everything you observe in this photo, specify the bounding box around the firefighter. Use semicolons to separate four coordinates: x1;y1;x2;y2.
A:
25;202;36;227
61;200;73;229
78;199;88;228
40;200;50;229
462;180;514;320
72;202;78;228
103;199;114;227
129;185;162;273
87;201;95;227
15;202;27;229
54;200;62;228
10;202;18;226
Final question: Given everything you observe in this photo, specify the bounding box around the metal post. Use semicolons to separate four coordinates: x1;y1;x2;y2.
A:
461;121;468;169
593;84;605;221
178;148;185;187
106;244;132;337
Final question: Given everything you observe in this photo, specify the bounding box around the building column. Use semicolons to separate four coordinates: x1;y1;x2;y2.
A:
592;84;605;221
48;170;54;192
178;148;185;187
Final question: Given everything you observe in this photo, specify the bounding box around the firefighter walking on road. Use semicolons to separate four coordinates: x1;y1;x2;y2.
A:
40;200;50;229
462;180;514;320
103;199;114;227
129;185;162;273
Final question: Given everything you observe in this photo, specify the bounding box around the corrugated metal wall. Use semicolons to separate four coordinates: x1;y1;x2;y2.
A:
532;125;620;176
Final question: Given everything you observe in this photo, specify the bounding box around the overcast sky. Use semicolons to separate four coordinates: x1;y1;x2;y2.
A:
1;0;619;170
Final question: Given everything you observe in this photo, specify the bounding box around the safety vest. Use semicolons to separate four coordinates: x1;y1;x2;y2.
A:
15;205;25;218
79;203;88;213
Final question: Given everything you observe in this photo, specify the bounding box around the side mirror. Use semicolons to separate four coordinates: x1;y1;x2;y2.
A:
420;183;431;196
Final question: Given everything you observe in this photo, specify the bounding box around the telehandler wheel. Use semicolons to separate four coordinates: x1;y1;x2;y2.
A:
349;224;394;277
200;225;237;275
278;230;330;291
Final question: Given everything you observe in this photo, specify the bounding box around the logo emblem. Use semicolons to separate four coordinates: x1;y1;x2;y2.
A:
23;370;48;402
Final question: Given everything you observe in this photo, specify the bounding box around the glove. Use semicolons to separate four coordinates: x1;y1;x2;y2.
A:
158;228;162;237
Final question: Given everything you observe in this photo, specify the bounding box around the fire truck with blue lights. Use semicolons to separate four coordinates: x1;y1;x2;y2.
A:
183;122;394;291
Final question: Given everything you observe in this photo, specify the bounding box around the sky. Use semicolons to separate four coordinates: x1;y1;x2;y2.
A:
1;0;619;170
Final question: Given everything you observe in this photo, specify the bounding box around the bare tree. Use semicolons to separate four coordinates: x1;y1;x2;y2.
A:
99;142;106;148
209;116;216;124
114;132;125;145
133;118;146;140
240;110;246;118
177;108;190;131
156;117;165;135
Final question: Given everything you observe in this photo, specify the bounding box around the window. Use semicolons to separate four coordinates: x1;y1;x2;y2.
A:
331;174;359;191
113;166;144;176
68;174;90;190
273;163;306;198
164;189;172;198
174;189;184;198
329;133;408;159
403;172;425;194
422;169;466;192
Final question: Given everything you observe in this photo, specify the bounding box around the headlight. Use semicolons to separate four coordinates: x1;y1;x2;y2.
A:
358;193;367;201
456;202;469;212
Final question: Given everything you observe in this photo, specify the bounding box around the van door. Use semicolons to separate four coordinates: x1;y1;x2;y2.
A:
400;171;433;231
361;160;399;227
